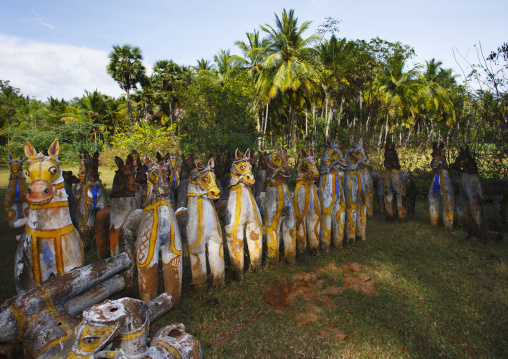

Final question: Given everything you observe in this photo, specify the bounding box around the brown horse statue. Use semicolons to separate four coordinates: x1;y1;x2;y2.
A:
176;153;195;209
4;154;29;229
95;156;140;260
382;142;416;222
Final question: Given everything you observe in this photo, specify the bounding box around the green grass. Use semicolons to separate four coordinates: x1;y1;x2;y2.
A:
1;168;507;358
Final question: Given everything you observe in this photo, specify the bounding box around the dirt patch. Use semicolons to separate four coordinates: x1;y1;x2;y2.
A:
317;327;347;341
263;279;317;308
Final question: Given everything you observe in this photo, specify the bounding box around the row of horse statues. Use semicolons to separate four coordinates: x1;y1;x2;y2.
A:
2;138;506;358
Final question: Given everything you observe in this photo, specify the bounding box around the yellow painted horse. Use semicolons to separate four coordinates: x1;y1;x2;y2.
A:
4;154;29;229
225;149;263;281
294;147;321;254
14;139;84;293
264;147;296;265
186;157;224;294
344;138;370;243
318;139;347;252
136;156;183;305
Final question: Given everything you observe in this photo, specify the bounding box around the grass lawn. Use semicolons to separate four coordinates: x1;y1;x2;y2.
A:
1;167;507;358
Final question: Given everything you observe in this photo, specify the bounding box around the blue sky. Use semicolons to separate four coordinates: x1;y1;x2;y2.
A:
1;0;506;100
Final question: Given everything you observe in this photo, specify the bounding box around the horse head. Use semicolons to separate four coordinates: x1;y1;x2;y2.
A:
8;154;24;179
383;142;401;170
144;156;171;200
267;147;292;184
451;145;478;175
181;153;195;178
257;151;269;171
189;158;221;199
430;142;448;171
110;156;140;198
83;150;100;182
24;139;63;205
298;148;319;180
320;138;346;174
230;149;255;186
346;138;370;170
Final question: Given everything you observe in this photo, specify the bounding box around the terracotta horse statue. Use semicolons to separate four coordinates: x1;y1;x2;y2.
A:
294;147;321;254
264;147;296;265
382;142;416;222
75;150;107;249
95;156;140;260
344;138;370;243
136;156;183;305
176;153;195;209
126;149;147;208
186;157;224;294
62;170;80;228
15;139;84;293
429;142;454;230
225;149;263;281
318;138;347;252
4;154;29;229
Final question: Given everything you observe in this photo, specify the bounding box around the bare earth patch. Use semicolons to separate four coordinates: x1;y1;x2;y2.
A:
263;262;378;340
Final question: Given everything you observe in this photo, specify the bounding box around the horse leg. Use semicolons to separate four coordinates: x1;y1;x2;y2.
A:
14;234;35;293
397;184;407;223
384;189;395;222
307;193;321;253
225;191;245;281
377;179;385;213
188;244;207;295
364;172;374;218
161;242;183;307
332;199;345;248
94;208;110;260
245;221;263;272
428;190;440;227
138;263;158;303
281;211;296;265
208;234;225;288
345;175;359;243
295;215;307;254
356;199;367;241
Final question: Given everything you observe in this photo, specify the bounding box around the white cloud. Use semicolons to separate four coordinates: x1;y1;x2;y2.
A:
19;10;56;30
0;34;124;100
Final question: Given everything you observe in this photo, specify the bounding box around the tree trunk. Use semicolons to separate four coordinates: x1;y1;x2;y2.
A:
126;89;133;124
337;95;345;129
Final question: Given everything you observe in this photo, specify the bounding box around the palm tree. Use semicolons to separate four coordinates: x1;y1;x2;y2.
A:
107;44;146;124
258;9;321;145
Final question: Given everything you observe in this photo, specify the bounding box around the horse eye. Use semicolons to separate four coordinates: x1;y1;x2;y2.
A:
26;170;30;176
241;165;246;170
203;177;208;182
48;166;57;174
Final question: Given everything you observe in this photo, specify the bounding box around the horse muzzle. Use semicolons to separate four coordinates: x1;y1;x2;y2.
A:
242;173;255;186
26;180;54;205
207;186;221;200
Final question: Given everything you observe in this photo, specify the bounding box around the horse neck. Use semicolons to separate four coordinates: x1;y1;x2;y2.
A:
187;181;208;197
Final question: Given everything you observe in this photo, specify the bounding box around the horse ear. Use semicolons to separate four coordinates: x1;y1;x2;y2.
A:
208;157;215;169
245;148;251;159
181;153;186;161
156;152;162;162
48;139;59;156
8;154;13;161
350;138;356;147
115;156;124;168
439;142;445;150
19;154;24;161
358;138;363;147
300;148;307;158
334;139;339;147
93;151;100;160
24;140;36;157
326;138;332;147
391;142;395;149
309;148;314;157
195;160;204;170
235;148;242;160
84;150;90;159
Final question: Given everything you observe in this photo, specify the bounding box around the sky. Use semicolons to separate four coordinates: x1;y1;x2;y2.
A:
0;0;506;100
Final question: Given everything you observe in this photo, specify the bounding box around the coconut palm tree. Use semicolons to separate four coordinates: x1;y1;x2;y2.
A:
258;8;321;145
107;44;146;124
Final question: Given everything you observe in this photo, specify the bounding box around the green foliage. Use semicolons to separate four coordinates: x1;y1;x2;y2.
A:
109;121;179;162
180;74;258;155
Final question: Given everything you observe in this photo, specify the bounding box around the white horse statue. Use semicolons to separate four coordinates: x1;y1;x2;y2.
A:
225;149;263;281
186;157;225;294
15;139;84;293
318;139;347;252
294;147;321;254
